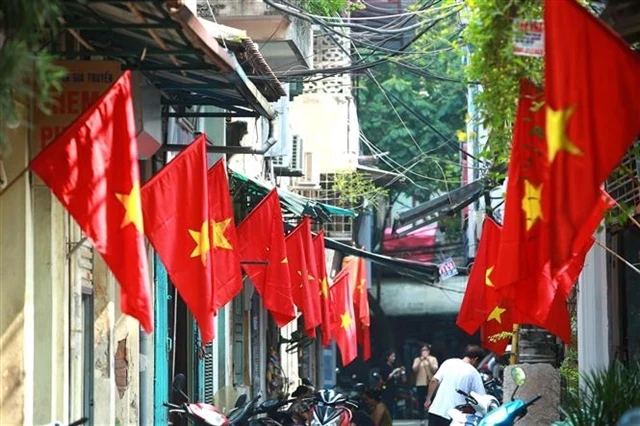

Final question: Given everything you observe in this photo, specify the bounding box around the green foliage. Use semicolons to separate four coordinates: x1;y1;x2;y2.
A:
463;0;543;183
439;212;464;243
333;171;388;210
559;361;640;426
487;331;512;343
559;346;579;392
0;0;66;151
357;10;466;201
297;0;364;16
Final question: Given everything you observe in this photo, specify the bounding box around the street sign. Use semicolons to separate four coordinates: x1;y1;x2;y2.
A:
513;20;544;57
438;257;459;281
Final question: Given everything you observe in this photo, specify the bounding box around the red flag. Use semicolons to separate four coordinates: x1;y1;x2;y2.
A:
458;217;574;345
285;217;322;336
494;80;608;329
237;190;296;327
544;0;639;271
208;159;242;310
457;218;505;335
354;257;371;361
330;269;358;366
313;230;333;347
30;71;153;332
140;135;214;343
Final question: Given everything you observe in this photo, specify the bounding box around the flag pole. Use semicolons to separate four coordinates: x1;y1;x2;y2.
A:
510;324;519;365
594;239;640;275
612;197;640;231
0;166;30;199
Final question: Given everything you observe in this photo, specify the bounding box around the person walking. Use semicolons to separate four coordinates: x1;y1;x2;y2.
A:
379;350;404;419
424;344;486;426
412;343;438;424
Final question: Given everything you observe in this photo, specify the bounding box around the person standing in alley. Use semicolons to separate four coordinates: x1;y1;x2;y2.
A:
425;344;486;426
379;350;404;419
412;343;438;425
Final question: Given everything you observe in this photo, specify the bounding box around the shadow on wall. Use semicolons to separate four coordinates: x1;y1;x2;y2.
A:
0;311;25;425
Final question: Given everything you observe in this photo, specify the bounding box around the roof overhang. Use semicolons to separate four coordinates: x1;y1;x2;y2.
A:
58;0;280;119
394;180;486;236
379;276;466;316
230;171;356;219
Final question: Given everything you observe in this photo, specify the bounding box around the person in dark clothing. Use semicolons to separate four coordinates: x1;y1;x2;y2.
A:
379;350;404;419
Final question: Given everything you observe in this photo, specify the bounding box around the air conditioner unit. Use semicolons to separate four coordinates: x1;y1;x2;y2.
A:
291;135;303;172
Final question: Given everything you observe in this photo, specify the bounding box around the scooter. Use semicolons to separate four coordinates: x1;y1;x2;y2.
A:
165;373;258;426
309;388;358;426
471;367;540;426
448;390;500;426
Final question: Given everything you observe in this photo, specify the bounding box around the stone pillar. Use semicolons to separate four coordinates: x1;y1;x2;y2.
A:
503;364;561;425
32;186;68;424
577;228;609;378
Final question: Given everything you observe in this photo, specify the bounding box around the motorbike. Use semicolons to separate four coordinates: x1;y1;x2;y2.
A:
165;373;259;426
449;366;540;426
309;388;358;426
448;390;500;426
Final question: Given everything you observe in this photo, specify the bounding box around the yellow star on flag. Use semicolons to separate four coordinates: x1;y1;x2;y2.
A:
487;306;507;324
340;311;353;330
357;278;366;294
281;257;288;263
319;277;329;298
211;218;232;250
485;266;494;287
189;220;211;265
115;181;144;232
546;106;582;163
521;180;543;231
297;270;315;281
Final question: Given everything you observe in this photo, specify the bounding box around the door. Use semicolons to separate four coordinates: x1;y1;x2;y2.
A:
153;255;170;424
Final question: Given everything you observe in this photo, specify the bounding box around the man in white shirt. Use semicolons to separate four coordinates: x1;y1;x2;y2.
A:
424;344;486;426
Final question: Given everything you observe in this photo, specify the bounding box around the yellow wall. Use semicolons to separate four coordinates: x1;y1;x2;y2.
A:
0;105;33;426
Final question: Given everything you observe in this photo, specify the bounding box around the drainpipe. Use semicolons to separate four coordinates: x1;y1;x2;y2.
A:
139;326;148;424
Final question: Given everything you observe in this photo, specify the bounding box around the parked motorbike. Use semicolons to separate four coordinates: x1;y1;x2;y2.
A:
310;388;358;426
464;367;539;426
448;390;501;426
165;373;256;426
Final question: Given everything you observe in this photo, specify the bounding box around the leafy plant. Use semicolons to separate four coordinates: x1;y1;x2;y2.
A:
463;0;543;184
559;361;640;426
0;0;66;152
297;0;363;16
333;171;388;210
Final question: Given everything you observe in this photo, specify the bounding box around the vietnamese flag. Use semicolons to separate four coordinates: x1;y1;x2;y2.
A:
330;268;358;366
458;217;574;345
30;71;153;332
457;218;505;336
285;216;321;336
140;135;214;343
313;231;333;347
354;257;371;361
237;190;296;327
208;159;242;310
493;80;608;331
544;0;639;272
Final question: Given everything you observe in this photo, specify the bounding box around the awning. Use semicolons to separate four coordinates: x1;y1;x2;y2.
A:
230;171;355;219
59;0;281;119
230;172;440;282
393;180;486;236
378;276;467;316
